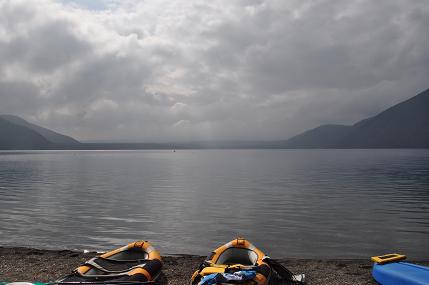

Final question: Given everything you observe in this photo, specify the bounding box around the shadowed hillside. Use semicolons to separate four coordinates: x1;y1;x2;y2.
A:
0;118;54;149
0;116;80;150
0;115;80;146
284;89;429;148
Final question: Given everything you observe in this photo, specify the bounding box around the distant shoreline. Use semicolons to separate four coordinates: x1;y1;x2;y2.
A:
1;144;429;150
2;246;428;285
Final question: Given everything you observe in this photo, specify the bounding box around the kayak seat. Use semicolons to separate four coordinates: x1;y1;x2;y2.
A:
215;247;258;265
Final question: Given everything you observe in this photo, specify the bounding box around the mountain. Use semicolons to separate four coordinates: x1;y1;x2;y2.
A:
283;125;352;148
0;115;80;146
2;89;428;150
284;89;429;148
0;118;54;149
0;115;80;149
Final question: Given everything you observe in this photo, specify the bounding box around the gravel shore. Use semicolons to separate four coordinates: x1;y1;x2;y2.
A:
1;247;425;285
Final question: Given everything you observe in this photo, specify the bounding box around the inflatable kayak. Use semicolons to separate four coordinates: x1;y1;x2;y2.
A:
1;283;45;285
57;240;162;284
191;237;305;285
372;253;429;285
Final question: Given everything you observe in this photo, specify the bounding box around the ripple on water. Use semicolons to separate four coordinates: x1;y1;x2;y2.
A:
0;149;428;258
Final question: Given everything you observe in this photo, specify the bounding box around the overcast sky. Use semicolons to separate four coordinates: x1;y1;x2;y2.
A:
1;0;428;142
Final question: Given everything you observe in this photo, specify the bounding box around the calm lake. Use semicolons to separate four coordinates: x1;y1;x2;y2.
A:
0;149;428;258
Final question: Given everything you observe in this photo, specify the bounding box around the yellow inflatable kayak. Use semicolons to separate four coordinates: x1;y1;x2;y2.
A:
191;238;305;285
57;240;162;284
191;238;271;285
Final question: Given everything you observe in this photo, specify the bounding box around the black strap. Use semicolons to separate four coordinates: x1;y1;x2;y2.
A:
263;258;305;285
96;257;151;263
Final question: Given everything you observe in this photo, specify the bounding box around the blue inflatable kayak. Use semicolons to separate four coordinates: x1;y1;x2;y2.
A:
372;254;429;285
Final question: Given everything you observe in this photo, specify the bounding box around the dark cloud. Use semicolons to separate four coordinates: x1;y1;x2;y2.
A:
0;0;428;141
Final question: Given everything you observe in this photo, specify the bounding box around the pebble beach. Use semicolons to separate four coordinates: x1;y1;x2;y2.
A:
0;246;396;285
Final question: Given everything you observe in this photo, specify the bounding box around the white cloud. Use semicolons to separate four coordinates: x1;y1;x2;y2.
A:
0;0;428;141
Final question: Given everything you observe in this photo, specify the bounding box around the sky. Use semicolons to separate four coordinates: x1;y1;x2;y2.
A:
0;0;428;142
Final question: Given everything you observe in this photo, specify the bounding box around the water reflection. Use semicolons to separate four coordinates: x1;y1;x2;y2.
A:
0;149;428;258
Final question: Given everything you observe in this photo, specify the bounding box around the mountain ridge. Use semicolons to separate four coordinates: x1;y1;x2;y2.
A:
0;118;55;149
1;89;428;149
284;89;429;148
0;115;80;149
0;115;80;146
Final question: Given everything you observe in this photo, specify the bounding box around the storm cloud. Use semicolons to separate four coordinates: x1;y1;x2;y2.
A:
1;0;428;141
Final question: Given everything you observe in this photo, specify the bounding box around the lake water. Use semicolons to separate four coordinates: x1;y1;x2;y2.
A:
0;149;428;259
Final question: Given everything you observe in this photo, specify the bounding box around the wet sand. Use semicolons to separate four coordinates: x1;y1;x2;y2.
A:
1;247;425;285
